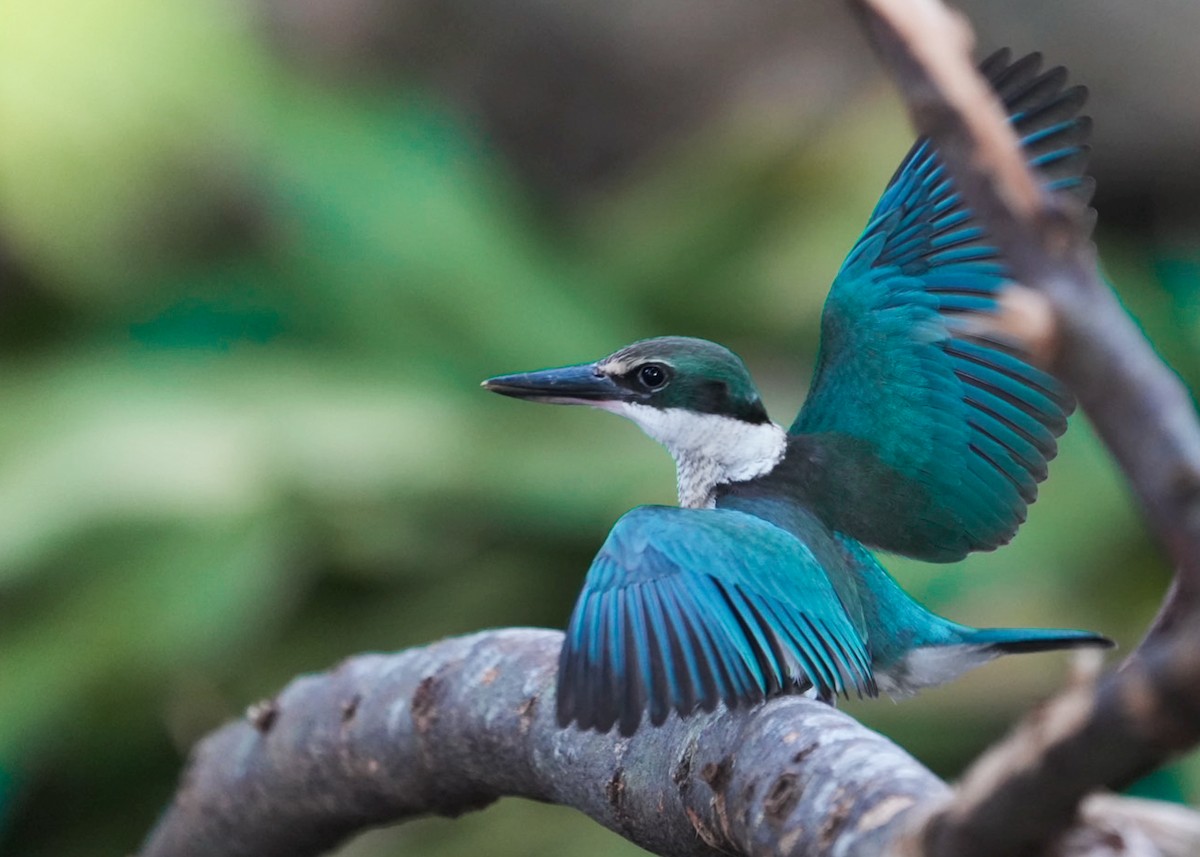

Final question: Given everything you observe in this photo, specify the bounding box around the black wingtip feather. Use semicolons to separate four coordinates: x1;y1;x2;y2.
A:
977;47;1013;78
988;633;1115;655
988;51;1044;97
619;600;646;736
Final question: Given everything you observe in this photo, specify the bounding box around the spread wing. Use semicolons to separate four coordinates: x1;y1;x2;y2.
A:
556;506;875;735
791;51;1093;562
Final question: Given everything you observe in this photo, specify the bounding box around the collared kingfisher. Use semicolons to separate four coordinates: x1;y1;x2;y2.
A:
484;50;1112;736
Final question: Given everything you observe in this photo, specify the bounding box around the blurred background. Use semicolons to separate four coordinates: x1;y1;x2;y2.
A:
1;0;1198;854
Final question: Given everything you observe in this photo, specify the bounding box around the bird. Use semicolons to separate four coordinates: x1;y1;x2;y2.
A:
483;50;1113;736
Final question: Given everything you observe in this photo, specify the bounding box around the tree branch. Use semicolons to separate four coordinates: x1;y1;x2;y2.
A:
848;0;1200;854
138;629;949;857
138;630;1200;857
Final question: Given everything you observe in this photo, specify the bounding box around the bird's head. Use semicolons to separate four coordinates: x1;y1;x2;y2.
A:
483;336;769;424
484;337;786;507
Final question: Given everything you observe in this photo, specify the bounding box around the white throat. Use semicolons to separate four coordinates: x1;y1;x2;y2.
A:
605;403;787;508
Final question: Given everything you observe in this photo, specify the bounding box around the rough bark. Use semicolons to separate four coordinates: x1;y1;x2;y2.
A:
139;630;1200;857
139;629;947;857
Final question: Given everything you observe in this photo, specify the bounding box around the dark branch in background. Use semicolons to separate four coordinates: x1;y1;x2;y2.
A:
139;0;1200;855
848;0;1200;855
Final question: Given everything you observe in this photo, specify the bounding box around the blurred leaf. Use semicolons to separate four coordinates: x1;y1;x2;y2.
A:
0;514;290;766
258;79;627;368
0;0;265;301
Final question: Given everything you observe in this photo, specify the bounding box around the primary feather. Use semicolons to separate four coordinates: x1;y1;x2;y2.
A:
791;49;1093;561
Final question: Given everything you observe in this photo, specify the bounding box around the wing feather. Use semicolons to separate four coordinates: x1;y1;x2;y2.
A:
790;51;1091;561
556;506;874;734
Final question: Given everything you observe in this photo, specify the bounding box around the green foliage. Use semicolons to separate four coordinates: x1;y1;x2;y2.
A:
0;0;1196;853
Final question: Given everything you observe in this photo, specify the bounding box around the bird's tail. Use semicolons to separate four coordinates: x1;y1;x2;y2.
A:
834;536;1114;694
874;624;1113;697
959;626;1114;654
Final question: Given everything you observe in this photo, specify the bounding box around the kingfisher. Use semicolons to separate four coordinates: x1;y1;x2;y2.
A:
484;50;1112;736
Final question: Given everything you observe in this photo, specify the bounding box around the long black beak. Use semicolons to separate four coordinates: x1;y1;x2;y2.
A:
482;362;624;405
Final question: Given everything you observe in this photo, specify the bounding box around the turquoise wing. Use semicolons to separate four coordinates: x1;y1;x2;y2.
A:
791;51;1092;562
556;506;875;735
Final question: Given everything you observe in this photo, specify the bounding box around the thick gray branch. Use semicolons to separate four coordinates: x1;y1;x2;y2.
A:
139;629;947;857
848;0;1200;855
138;629;1199;857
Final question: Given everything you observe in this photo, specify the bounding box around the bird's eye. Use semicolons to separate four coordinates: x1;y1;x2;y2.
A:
637;363;668;390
